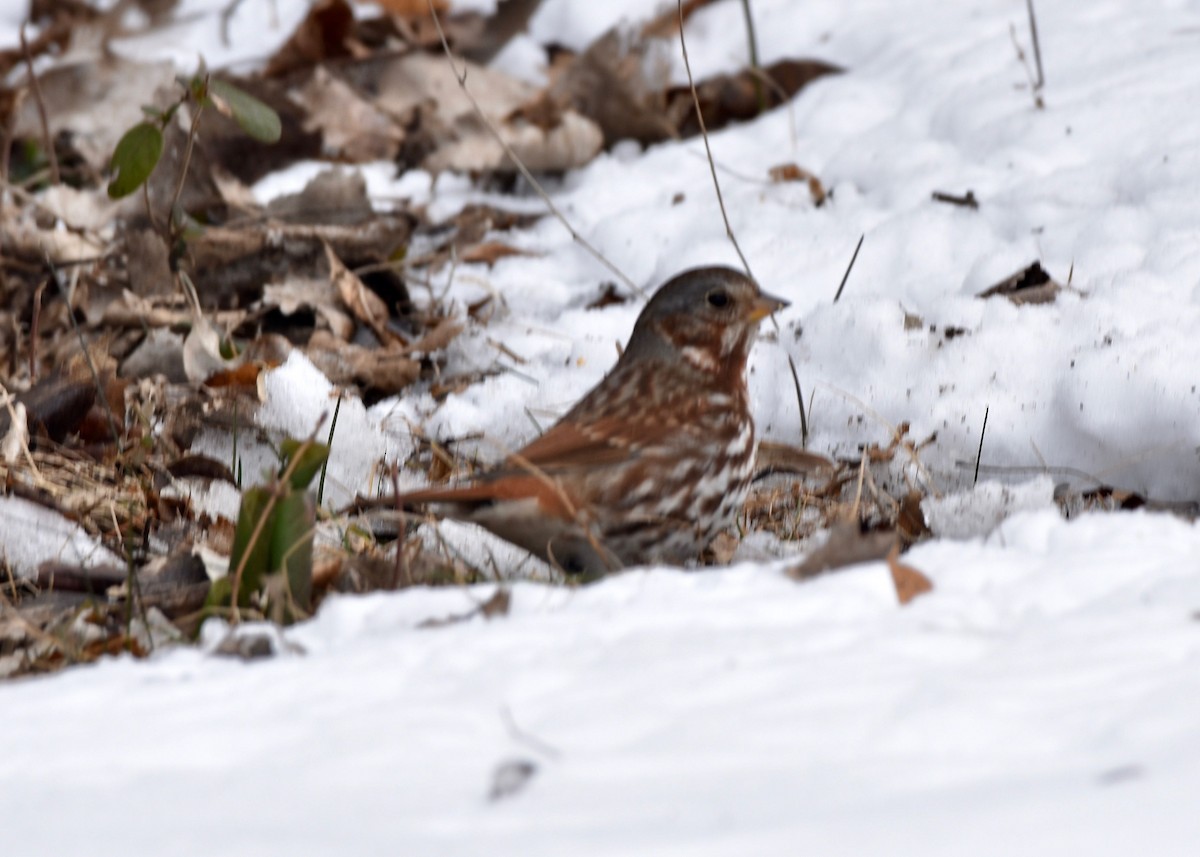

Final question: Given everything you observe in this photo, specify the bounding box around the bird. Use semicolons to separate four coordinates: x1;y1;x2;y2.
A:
369;266;788;578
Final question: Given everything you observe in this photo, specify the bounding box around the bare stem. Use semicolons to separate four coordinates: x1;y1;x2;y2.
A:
19;24;60;186
425;0;642;298
678;0;754;281
833;233;864;303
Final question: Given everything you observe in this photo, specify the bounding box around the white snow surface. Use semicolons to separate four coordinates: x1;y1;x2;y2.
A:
0;496;122;575
6;0;1200;854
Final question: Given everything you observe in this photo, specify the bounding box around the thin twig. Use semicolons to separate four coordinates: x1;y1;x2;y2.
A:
973;405;989;486
0;92;16;297
1008;21;1044;109
425;0;642;298
678;0;754;281
1026;0;1045;91
833;233;864;303
739;0;765;112
389;462;410;588
501;704;562;760
19;25;61;186
167;98;205;244
931;189;979;209
29;279;45;380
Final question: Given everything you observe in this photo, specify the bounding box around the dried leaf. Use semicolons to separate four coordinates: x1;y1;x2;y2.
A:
488;758;537;802
325;242;393;339
978;261;1061;305
896;490;933;542
0;375;95;443
203;362;264;391
182;318;232;384
2;403;29;464
460;241;529;266
785;522;894;582
264;0;356;78
306;330;421;395
768;162;826;206
294;67;402;161
887;542;933;605
405;317;463;354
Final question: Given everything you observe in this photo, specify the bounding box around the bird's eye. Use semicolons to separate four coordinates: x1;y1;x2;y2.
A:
706;289;730;309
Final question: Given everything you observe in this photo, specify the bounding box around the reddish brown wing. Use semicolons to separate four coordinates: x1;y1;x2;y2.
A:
397;471;575;518
516;416;670;470
395;413;675;515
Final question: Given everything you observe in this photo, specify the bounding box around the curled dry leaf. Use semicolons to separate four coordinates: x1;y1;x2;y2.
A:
366;52;604;173
325;242;395;342
1;403;29;464
405;317;464;355
306;330;421;395
768;162;827;206
182;318;232;385
261;276;356;341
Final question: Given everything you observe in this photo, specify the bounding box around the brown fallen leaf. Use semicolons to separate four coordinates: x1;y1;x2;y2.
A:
887;541;933;605
306;330;421;395
977;261;1061;305
896;490;933;543
460;241;530;266
669;58;841;139
265;0;357;77
405;317;464;354
785;522;895;582
326;242;396;343
203;361;266;392
768;162;827;206
295;67;403;162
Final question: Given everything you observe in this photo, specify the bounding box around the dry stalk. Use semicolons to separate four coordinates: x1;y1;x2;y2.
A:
425;0;643;298
19;25;60;186
676;0;754;280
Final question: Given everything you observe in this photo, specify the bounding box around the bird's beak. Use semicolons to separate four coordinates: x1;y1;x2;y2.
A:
748;290;789;322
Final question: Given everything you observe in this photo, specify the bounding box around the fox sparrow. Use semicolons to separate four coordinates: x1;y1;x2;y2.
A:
384;266;787;577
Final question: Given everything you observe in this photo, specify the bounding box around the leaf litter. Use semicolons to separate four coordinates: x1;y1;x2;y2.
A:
0;0;1105;678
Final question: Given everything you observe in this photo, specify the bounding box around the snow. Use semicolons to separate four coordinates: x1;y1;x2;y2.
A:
7;510;1200;855
7;0;1200;854
0;495;122;575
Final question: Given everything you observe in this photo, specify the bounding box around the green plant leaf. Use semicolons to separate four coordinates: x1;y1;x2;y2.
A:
271;490;314;621
279;439;330;491
107;122;163;199
207;79;281;143
223;486;274;607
